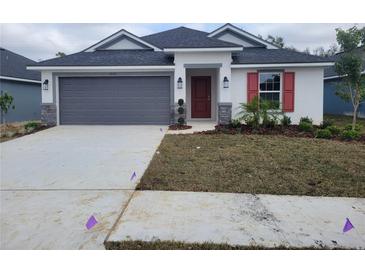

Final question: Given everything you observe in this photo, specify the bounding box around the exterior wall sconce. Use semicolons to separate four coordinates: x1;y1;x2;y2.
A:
177;77;183;89
43;79;49;90
223;76;229;88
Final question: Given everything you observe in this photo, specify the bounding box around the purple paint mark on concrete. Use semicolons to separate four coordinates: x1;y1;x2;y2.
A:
130;171;137;181
86;215;98;230
343;218;354;233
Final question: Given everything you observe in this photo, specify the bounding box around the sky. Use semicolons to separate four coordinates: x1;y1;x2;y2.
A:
0;23;364;61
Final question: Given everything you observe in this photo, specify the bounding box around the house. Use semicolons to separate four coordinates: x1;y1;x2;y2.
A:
27;24;333;126
324;47;365;118
0;47;41;123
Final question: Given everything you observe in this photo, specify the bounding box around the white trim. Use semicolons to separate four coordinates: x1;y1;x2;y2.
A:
27;66;175;71
163;47;243;53
231;62;334;68
208;24;279;49
55;76;60;126
84;29;161;52
0;75;41;84
324;70;365;80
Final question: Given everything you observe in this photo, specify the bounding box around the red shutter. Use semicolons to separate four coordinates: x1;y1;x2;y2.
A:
283;72;295;112
247;72;258;103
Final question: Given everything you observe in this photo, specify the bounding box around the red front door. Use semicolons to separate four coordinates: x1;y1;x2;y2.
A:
191;76;211;118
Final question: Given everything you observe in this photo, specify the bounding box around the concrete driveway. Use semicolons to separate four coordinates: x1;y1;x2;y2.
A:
0;126;165;249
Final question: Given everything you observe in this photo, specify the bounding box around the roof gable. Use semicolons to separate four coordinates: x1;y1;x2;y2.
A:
213;29;266;48
84;29;161;52
96;35;150;50
209;23;279;49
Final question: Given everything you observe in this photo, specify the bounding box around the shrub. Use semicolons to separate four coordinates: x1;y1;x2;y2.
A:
327;125;341;136
263;117;278;128
177;117;185;125
344;124;362;132
281;115;291;126
300;116;313;124
320;120;333;129
177;98;184;106
315;129;332;139
341;129;361;140
24;121;40;130
177;107;184;114
298;121;313;132
230;119;241;128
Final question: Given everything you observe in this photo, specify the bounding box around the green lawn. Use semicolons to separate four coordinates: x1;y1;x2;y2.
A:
324;114;365;134
137;134;365;197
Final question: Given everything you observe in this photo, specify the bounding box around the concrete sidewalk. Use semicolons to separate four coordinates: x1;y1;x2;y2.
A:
107;191;365;249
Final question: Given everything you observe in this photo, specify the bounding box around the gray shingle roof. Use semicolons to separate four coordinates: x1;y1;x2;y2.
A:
141;26;241;48
0;47;40;81
31;50;174;67
232;48;332;64
29;25;336;68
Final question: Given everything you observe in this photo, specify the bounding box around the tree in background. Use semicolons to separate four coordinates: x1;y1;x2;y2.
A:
55;52;66;57
335;26;365;129
260;33;339;56
0;91;15;124
312;44;339;57
266;35;285;48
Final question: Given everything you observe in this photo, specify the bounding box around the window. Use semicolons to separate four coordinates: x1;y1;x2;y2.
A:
259;72;281;109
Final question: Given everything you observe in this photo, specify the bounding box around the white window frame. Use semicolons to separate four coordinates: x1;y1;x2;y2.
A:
258;72;282;110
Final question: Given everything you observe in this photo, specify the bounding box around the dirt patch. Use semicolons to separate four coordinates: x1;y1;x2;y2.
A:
104;240;350;250
0;121;53;143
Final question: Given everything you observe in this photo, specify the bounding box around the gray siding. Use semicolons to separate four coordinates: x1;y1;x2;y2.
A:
0;79;41;123
324;78;365;118
59;76;171;125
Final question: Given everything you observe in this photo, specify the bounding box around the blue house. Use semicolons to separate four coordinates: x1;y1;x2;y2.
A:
324;48;365;118
0;47;41;123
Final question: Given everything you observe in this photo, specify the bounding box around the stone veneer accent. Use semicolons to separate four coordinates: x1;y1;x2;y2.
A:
171;103;187;124
41;103;57;126
218;103;232;125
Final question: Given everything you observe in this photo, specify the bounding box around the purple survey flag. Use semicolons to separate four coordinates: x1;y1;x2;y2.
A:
86;215;98;230
343;218;354;233
160;128;163;132
130;171;137;181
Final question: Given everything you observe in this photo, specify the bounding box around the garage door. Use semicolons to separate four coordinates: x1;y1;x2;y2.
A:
59;76;171;125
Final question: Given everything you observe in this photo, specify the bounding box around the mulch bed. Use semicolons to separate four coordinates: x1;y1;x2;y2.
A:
168;124;193;130
197;124;365;143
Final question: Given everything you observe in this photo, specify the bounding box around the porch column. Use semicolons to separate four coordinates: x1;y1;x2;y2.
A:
172;64;186;124
174;64;186;103
217;64;232;125
41;71;57;126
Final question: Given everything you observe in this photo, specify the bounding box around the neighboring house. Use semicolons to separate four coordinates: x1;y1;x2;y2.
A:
27;24;332;126
324;47;365;118
0;47;41;123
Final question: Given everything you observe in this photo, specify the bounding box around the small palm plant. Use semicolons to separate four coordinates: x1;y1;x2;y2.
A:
237;96;282;128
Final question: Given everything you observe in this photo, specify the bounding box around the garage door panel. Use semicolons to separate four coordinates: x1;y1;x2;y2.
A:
59;76;171;125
